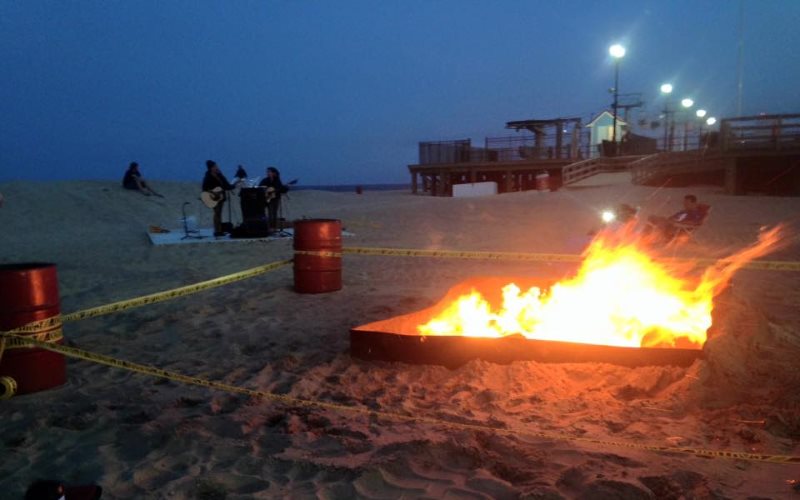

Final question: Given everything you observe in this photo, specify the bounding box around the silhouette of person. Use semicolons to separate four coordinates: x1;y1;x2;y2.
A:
122;162;163;197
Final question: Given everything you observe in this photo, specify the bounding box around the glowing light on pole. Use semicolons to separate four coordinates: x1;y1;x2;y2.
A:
660;84;673;150
706;117;717;126
681;99;694;150
609;44;626;155
696;110;708;148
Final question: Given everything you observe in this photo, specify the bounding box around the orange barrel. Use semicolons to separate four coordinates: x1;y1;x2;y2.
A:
293;219;342;293
0;263;66;397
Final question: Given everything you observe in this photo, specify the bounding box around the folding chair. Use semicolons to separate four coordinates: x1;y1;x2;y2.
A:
671;203;711;242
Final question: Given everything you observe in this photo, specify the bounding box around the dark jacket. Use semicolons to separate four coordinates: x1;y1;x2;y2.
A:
258;175;285;199
123;169;140;189
203;171;234;192
670;207;704;224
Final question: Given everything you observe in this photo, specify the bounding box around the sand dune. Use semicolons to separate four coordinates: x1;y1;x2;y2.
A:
1;178;799;498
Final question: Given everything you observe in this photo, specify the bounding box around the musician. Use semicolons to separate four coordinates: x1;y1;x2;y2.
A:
202;160;234;237
258;166;287;233
233;165;248;189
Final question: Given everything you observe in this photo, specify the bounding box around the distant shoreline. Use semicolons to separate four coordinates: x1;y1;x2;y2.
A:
292;183;409;192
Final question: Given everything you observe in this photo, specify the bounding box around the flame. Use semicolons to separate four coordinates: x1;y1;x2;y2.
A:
418;226;783;348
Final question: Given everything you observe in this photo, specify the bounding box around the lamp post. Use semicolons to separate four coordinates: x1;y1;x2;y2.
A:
660;83;673;151
696;109;707;148
681;98;694;150
609;44;626;155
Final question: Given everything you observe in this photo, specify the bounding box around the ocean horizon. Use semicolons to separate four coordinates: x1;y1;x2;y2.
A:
291;183;409;192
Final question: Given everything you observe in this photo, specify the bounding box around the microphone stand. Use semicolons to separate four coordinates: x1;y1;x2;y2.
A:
181;201;203;240
227;190;233;231
275;189;292;237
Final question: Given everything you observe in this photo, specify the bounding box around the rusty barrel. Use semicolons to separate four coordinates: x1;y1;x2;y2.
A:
293;219;342;293
0;263;66;397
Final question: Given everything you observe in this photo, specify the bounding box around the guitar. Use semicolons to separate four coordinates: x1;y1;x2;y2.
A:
263;179;299;204
200;187;226;209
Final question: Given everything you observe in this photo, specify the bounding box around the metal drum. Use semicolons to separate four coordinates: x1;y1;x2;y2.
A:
293;219;342;293
0;263;66;397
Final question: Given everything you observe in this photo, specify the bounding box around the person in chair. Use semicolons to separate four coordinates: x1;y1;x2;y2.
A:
645;194;705;241
258;166;287;233
202;160;234;237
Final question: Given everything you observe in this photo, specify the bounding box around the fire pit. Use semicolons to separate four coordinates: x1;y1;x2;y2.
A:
351;228;782;369
351;277;704;368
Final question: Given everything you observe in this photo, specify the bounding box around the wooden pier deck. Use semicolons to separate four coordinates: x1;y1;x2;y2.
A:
409;113;800;196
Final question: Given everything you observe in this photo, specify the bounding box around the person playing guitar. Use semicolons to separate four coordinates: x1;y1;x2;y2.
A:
201;160;234;237
258;166;288;233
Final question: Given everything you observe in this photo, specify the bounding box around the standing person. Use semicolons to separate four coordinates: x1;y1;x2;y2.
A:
122;162;163;197
258;166;286;233
233;165;248;189
202;160;234;237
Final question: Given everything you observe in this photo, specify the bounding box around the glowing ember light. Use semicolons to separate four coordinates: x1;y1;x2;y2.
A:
418;227;783;349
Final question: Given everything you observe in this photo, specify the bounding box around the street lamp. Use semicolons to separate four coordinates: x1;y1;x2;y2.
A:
609;44;626;155
696;110;708;148
706;117;717;126
660;83;673;151
681;98;694;150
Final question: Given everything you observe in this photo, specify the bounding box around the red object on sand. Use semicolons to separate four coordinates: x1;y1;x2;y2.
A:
0;263;66;396
293;219;343;293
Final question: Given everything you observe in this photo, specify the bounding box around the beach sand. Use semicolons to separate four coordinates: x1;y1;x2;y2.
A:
1;176;799;499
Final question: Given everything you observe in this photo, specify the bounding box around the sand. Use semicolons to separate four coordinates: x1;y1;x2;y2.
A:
1;175;799;499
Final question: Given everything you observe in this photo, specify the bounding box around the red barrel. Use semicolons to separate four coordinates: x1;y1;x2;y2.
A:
293;219;342;293
0;263;66;397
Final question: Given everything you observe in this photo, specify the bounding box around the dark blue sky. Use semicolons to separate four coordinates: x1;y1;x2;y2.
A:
2;1;798;185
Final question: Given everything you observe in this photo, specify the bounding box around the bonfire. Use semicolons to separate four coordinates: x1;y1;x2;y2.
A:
418;226;783;349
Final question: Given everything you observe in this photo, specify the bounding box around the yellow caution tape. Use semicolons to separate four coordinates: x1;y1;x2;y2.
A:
296;246;800;271
62;259;292;323
0;260;293;337
0;376;17;400
296;247;584;263
3;316;64;335
2;327;63;350
3;331;797;465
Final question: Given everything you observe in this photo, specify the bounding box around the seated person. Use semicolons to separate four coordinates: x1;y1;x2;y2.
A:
645;194;705;240
123;162;163;197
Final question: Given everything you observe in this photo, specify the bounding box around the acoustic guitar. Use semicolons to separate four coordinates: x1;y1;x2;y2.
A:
200;187;226;209
263;179;299;204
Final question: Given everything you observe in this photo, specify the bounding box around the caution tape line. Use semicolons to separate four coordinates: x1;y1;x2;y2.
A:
1;260;293;335
296;247;584;263
296;246;800;271
2;328;63;349
61;259;293;323
2;317;64;335
3;332;797;465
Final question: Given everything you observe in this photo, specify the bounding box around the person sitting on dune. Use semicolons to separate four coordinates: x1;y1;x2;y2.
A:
122;162;163;197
